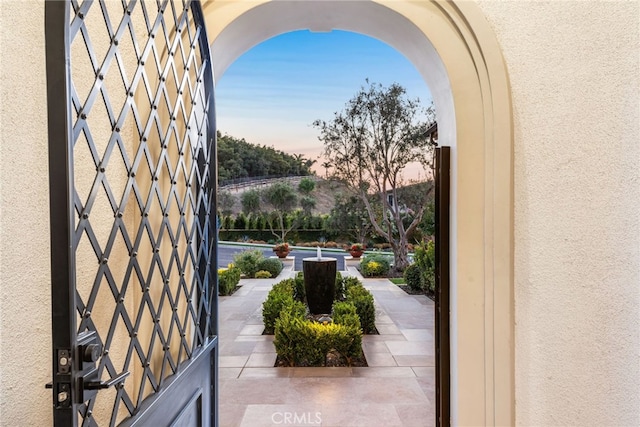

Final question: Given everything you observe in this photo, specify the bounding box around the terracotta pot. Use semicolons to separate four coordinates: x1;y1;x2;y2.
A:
349;250;363;258
275;250;290;259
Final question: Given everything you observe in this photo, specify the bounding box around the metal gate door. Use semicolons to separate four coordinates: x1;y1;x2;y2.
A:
434;146;450;427
45;1;218;425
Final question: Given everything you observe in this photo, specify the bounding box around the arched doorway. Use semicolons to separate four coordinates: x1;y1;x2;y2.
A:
205;1;514;425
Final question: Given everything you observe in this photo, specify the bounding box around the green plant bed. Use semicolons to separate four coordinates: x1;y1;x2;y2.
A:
273;309;367;367
359;254;392;277
233;249;283;278
388;277;405;285
263;275;377;367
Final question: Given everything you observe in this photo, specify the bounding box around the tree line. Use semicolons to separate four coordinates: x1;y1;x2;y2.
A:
217;131;316;183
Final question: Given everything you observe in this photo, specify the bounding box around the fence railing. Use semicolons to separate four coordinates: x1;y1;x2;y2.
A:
219;175;319;192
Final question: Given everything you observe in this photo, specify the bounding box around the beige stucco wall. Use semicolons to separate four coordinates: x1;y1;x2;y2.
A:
0;0;638;426
0;0;52;425
476;1;640;425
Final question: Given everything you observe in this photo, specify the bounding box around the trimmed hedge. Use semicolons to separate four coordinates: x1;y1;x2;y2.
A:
262;279;298;334
274;305;362;367
342;277;376;334
264;275;375;366
293;272;306;303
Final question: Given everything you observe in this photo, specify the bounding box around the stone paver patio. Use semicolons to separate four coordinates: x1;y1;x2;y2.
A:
218;265;435;427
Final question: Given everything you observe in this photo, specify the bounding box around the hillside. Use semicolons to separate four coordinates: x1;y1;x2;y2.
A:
221;178;350;216
217;131;315;183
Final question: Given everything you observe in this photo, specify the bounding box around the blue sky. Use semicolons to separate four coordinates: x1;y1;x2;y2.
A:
215;30;432;174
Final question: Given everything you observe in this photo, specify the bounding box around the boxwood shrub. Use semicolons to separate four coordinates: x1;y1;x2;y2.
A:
262;278;299;334
403;262;423;291
257;257;283;278
343;278;376;334
218;264;241;296
274;304;362;367
293;272;306;303
413;240;436;293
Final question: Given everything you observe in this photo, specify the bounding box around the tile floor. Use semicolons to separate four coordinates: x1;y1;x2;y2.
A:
218;265;435;427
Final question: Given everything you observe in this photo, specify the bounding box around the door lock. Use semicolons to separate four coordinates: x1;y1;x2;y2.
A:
75;331;129;403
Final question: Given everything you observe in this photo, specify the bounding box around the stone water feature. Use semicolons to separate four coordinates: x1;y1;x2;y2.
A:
302;247;337;315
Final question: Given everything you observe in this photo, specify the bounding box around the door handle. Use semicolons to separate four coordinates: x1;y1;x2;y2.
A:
85;370;130;390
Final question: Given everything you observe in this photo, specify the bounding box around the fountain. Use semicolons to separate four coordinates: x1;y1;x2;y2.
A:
302;247;337;315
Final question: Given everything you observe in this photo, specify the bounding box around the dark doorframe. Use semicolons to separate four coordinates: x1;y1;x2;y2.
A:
435;146;451;427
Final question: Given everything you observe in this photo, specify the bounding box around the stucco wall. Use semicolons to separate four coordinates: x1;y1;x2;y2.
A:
476;1;640;425
1;0;638;426
0;0;52;425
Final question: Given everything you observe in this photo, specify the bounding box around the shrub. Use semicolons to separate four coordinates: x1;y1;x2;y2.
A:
274;310;362;367
342;276;361;290
262;280;303;334
234;212;248;230
360;254;391;277
414;240;435;293
331;306;363;362
222;215;234;230
334;271;345;300
403;263;423;291
255;270;272;279
233;249;264;278
333;301;357;322
257;257;283;278
271;278;295;295
263;276;375;339
263;292;294;334
218;264;241;296
344;278;376;334
273;311;308;366
293;272;306;303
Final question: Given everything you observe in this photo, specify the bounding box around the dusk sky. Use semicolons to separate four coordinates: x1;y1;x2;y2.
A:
215;30;433;179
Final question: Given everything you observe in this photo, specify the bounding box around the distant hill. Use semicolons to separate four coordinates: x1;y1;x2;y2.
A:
217;131;316;184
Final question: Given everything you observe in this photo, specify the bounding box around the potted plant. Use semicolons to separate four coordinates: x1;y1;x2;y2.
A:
347;243;365;258
273;242;290;258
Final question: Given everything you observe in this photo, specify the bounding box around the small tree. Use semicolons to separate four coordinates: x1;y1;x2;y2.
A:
321;161;332;178
298;177;317;216
262;181;298;241
241;189;261;215
314;81;436;271
218;191;236;216
298;177;316;194
325;193;372;244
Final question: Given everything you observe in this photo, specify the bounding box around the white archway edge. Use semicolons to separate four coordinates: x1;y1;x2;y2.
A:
205;1;514;425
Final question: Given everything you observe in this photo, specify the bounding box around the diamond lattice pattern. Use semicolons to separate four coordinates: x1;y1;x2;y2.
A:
68;0;215;424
